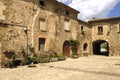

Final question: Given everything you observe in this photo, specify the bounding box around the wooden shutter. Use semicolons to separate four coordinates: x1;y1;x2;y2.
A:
64;19;70;31
40;18;46;31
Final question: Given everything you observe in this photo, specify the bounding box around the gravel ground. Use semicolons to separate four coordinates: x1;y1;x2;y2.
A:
0;55;120;80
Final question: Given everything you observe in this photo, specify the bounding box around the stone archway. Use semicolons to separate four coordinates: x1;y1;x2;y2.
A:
92;40;109;56
63;41;70;57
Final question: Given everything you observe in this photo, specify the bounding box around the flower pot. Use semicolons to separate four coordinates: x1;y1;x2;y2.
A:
40;57;50;63
50;57;58;62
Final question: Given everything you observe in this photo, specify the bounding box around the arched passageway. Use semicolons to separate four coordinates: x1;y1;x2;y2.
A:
63;41;70;57
92;40;109;56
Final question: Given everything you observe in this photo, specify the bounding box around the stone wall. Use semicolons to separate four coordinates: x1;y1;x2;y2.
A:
0;0;39;67
0;0;6;20
0;22;27;67
0;0;92;62
77;21;92;56
32;0;80;56
90;20;120;56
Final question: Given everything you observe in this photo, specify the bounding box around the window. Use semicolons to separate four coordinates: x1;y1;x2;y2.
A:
65;11;69;16
98;26;103;35
98;26;103;32
81;26;84;31
80;26;85;34
39;0;45;6
83;43;88;51
39;38;46;51
64;19;70;31
39;18;46;31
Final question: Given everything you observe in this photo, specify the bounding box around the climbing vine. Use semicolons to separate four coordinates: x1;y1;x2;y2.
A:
70;39;79;55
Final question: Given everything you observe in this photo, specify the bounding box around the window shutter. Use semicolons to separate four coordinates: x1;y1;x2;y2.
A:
64;20;70;31
40;18;46;31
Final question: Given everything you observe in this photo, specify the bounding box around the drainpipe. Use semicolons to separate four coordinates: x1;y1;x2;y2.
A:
24;27;28;56
31;7;40;47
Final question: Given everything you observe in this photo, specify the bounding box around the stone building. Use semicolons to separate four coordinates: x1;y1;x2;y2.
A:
0;0;120;67
88;17;120;56
0;0;88;67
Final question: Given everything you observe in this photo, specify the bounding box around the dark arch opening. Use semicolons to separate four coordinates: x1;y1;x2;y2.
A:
63;41;70;57
92;40;109;56
83;43;88;51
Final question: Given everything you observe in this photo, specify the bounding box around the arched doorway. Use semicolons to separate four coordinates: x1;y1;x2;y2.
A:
93;40;109;56
63;41;70;57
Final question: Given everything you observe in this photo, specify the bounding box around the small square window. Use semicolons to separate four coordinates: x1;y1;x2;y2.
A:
81;26;84;31
65;11;69;16
39;1;45;6
97;26;103;35
98;26;103;32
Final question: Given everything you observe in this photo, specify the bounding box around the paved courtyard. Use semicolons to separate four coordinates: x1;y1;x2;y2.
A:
0;55;120;80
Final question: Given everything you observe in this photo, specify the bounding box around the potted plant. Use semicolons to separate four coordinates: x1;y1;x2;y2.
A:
83;52;89;57
71;53;79;59
57;54;66;61
39;53;50;63
30;57;39;64
50;52;58;62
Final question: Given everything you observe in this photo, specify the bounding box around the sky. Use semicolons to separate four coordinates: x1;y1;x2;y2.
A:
57;0;120;21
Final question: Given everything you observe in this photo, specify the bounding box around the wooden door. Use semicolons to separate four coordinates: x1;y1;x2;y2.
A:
63;41;70;57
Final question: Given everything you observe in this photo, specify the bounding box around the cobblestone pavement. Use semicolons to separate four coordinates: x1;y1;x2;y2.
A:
0;55;120;80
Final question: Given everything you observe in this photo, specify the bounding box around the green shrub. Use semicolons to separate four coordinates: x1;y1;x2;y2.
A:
71;54;79;59
37;52;50;63
49;52;57;58
40;57;50;63
4;61;14;68
21;57;31;65
30;57;39;64
57;54;66;61
70;39;79;51
13;60;22;66
83;52;89;57
70;39;79;57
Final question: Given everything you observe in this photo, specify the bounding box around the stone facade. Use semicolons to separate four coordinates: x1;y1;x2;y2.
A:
0;0;84;67
0;0;120;67
88;17;120;56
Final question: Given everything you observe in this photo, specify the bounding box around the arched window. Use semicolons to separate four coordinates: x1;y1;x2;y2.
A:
83;43;88;51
